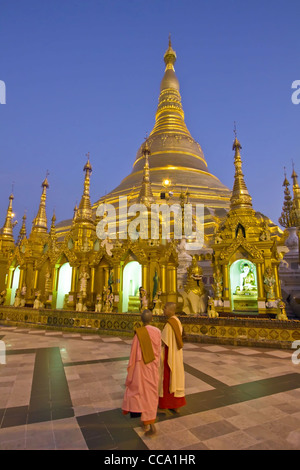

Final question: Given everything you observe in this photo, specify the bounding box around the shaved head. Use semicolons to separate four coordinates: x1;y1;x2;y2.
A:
163;302;176;318
141;309;153;324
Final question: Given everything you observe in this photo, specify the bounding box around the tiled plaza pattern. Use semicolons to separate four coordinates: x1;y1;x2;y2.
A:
1;325;300;450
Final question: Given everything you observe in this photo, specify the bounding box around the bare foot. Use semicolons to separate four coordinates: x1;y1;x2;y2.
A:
145;424;156;436
171;408;180;414
157;407;168;414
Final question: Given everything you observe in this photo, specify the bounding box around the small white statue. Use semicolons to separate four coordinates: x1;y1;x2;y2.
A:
207;297;219;318
95;295;102;313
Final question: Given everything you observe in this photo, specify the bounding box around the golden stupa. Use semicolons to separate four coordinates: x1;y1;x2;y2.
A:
56;38;231;240
94;38;231;210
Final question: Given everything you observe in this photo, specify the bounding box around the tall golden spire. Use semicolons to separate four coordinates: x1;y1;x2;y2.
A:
49;210;57;241
0;191;17;241
230;130;253;210
31;174;49;234
137;140;155;207
76;153;93;221
150;36;191;138
291;163;300;212
278;168;294;228
290;163;300;227
72;202;78;224
17;212;27;245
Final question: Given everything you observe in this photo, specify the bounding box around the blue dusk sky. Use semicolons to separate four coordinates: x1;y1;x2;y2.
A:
0;0;299;233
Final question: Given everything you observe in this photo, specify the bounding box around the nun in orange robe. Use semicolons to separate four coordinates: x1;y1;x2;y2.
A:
122;321;161;428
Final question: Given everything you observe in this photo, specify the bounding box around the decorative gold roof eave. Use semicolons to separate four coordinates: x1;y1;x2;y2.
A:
92;185;231;206
133;150;208;169
117;165;225;185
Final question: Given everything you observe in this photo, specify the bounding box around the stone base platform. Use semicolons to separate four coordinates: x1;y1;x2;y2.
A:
0;306;300;349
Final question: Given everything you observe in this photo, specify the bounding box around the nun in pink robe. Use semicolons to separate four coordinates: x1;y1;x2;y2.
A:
122;315;161;429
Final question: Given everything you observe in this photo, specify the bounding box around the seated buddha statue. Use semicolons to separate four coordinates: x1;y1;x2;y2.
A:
239;262;257;293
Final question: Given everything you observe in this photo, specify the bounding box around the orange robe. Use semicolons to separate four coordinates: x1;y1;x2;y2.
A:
122;325;161;424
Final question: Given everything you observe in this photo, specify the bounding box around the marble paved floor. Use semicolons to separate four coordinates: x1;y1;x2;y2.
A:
1;325;300;450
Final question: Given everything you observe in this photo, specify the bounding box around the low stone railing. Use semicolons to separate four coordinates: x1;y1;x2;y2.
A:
1;306;300;349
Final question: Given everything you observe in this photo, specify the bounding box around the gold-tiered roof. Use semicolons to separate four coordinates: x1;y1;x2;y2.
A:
92;38;231;217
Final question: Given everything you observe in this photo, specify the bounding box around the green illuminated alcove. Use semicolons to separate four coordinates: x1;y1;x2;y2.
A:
230;259;258;312
122;261;141;312
10;266;20;305
56;263;72;309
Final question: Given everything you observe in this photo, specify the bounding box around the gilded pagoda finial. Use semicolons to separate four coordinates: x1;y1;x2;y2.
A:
31;173;49;234
291;162;300;197
49;209;57;241
0;190;17;241
138;138;155;207
230;130;252;210
164;33;177;70
290;162;300;226
17;211;27;245
76;153;93;222
73;202;78;222
279;168;295;228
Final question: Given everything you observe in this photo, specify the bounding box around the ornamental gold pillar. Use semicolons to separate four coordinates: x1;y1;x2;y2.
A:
222;264;230;313
6;266;14;289
166;264;177;303
222;264;229;300
167;265;176;293
33;269;39;291
51;266;58;309
256;263;264;300
142;264;149;293
274;265;281;298
113;264;120;294
5;266;14;305
90;267;95;293
71;266;78;292
19;268;25;291
112;264;120;312
160;265;166;294
68;265;78;309
104;267;109;287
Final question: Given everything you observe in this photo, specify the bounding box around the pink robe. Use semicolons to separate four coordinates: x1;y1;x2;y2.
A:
122;325;161;424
